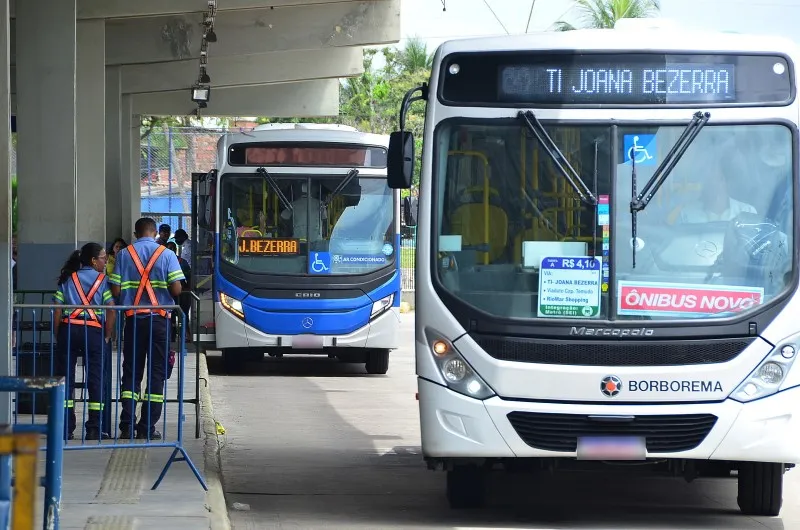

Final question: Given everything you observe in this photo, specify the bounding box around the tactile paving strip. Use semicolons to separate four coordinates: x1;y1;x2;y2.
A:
84;515;135;530
94;448;148;504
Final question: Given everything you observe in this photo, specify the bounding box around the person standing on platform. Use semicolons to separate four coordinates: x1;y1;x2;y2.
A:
52;243;115;440
109;217;184;440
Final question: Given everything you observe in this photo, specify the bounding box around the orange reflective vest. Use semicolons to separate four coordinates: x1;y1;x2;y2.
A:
62;272;105;328
124;244;169;318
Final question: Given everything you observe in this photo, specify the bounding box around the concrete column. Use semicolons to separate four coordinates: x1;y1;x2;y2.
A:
0;0;12;423
76;20;105;246
118;95;136;240
105;66;123;243
16;0;77;289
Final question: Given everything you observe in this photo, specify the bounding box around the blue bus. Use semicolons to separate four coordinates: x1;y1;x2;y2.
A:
192;123;402;374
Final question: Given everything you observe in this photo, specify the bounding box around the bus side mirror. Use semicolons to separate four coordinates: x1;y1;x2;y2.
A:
387;131;414;189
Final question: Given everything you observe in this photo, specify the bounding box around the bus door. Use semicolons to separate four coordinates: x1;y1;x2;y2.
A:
191;170;217;346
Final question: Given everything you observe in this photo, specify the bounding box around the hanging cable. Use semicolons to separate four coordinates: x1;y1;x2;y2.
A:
192;0;217;115
482;0;509;34
526;0;537;32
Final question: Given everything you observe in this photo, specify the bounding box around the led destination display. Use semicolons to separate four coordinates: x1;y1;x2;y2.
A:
238;238;300;256
439;52;793;106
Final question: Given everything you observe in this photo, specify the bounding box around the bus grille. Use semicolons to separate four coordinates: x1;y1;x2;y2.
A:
507;412;718;453
471;334;752;366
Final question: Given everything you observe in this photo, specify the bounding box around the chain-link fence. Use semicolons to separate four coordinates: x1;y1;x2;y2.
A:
400;227;416;291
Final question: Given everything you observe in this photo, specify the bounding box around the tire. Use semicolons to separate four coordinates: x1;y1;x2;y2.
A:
737;462;784;516
365;349;390;374
221;348;259;374
446;465;487;509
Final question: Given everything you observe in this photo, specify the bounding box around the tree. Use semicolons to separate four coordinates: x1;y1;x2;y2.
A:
554;0;660;31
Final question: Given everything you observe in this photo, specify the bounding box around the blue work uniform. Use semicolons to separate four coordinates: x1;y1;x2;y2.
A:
53;266;113;440
109;237;185;439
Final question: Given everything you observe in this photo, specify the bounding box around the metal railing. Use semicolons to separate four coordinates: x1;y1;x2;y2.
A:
13;290;203;440
0;376;65;530
11;304;207;498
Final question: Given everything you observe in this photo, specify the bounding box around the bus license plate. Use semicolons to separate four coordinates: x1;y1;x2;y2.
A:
576;436;646;461
292;335;324;349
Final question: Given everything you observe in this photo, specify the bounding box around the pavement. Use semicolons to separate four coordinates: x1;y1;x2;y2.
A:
37;310;800;529
29;349;230;530
209;312;800;530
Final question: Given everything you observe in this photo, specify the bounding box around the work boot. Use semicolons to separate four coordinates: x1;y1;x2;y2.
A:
119;425;136;440
85;428;110;441
136;426;162;440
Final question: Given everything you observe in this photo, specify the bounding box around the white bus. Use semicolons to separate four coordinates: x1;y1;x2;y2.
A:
193;123;402;374
386;25;799;515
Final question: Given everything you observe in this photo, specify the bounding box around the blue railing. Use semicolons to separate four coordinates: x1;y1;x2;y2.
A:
0;376;65;529
11;304;207;510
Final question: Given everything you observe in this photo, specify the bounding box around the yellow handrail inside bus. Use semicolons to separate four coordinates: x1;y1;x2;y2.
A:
447;150;495;265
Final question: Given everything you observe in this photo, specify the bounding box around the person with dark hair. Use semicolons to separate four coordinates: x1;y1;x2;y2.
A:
52;243;115;440
173;228;192;264
106;237;128;276
166;241;192;343
156;223;171;246
109;217;185;440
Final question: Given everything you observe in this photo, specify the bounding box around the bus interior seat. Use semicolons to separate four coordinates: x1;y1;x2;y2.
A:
449;202;508;263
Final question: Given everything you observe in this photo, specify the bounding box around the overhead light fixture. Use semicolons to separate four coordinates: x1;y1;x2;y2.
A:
203;13;218;42
191;85;211;108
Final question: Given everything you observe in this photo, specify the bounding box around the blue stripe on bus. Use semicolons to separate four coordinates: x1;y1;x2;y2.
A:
215;270;400;312
243;304;374;336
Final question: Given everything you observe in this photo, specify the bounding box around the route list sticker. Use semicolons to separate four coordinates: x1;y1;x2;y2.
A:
538;256;602;318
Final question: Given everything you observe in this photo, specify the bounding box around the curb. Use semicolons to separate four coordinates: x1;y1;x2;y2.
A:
199;352;232;530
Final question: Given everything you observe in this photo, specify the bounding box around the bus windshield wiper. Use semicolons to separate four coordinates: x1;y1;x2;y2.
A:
628;111;710;268
630;111;710;214
518;110;597;206
321;168;359;210
257;167;293;212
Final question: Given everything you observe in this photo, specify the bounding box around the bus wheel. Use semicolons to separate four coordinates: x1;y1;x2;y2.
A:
737;462;784;516
221;348;257;374
365;349;390;375
446;465;486;509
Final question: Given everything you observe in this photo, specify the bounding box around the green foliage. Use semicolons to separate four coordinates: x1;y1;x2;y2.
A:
256;37;433;187
555;0;660;30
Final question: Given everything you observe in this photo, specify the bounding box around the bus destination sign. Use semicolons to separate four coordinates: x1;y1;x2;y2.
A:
439;52;793;106
238;238;300;256
500;63;735;104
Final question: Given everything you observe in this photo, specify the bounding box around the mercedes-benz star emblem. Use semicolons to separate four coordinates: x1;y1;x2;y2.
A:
600;375;622;398
302;317;314;329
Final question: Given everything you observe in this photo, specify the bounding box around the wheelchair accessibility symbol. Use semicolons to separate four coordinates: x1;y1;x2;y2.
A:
623;134;657;166
309;252;331;274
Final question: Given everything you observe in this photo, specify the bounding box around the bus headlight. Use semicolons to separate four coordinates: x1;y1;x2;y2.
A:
425;329;495;400
732;340;799;403
371;294;394;318
220;292;245;320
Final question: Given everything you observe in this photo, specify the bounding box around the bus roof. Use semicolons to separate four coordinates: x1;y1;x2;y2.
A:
434;27;799;57
219;127;390;150
252;123;359;132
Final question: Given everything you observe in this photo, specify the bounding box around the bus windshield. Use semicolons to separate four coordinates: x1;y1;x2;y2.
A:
220;174;395;275
433;120;793;321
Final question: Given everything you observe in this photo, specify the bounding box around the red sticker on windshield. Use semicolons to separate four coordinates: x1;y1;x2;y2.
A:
618;281;764;316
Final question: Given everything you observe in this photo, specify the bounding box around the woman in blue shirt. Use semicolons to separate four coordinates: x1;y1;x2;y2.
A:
53;243;116;441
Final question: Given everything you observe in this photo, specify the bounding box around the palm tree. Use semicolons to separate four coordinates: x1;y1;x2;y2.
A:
554;0;660;31
391;36;434;75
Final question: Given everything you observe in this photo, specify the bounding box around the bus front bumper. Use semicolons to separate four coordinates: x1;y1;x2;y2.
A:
215;302;400;350
418;378;800;464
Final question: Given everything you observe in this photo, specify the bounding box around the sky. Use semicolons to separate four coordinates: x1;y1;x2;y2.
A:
397;0;800;54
